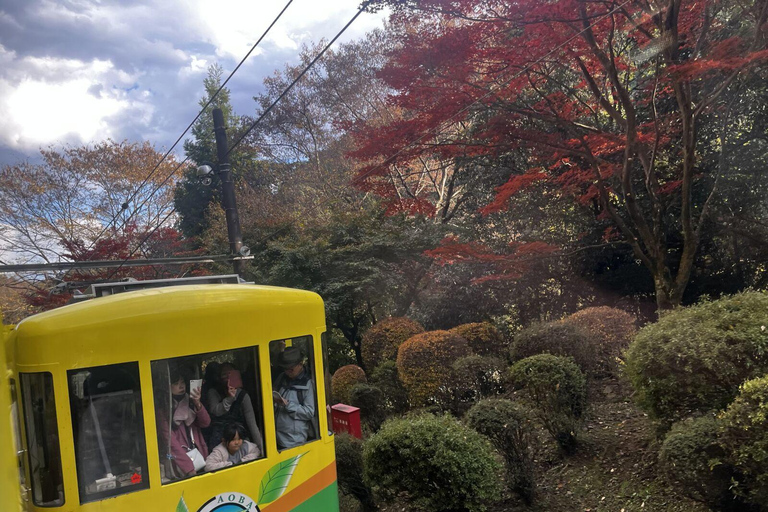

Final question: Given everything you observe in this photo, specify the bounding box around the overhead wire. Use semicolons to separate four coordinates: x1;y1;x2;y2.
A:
111;0;296;236
111;0;294;237
105;207;178;280
225;1;371;157
59;0;634;281
55;0;295;282
240;0;637;245
94;1;373;280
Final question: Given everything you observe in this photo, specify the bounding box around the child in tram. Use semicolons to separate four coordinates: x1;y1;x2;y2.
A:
204;423;260;471
166;367;211;478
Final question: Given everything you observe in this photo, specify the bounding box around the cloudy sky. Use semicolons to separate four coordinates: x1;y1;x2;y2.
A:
0;0;387;165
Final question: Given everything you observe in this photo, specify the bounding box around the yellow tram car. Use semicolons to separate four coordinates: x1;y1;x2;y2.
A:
1;278;340;512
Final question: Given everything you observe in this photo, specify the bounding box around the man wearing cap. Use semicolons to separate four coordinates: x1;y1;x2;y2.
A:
272;346;316;449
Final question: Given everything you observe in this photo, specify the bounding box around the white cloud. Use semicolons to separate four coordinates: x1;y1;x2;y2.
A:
0;0;388;161
194;0;385;59
0;47;152;150
179;55;210;79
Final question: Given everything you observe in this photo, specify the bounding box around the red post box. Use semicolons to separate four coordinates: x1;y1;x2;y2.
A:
331;404;362;439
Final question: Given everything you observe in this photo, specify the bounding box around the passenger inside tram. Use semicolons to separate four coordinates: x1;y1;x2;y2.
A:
204;423;260;471
205;362;264;454
151;348;267;483
164;366;210;478
271;345;318;450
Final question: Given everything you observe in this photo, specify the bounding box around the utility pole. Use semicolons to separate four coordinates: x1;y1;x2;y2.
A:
213;107;246;277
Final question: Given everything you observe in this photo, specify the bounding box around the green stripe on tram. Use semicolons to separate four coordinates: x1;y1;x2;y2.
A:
289;481;339;512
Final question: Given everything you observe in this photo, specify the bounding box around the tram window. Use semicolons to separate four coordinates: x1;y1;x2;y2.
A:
19;372;65;507
270;336;321;451
68;363;149;503
150;347;265;484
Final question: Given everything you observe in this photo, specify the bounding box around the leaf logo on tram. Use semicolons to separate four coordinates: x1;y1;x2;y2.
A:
186;453;306;512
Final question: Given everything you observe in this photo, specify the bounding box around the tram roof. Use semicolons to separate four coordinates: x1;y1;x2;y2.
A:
14;284;323;339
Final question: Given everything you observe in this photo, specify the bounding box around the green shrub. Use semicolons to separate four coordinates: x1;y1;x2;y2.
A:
396;330;472;408
338;493;362;512
659;415;739;510
349;383;386;432
625;291;768;427
466;399;535;503
511;321;598;374
508;354;587;453
363;414;502;512
561;306;637;376
719;375;768;507
332;365;367;405
369;361;409;414
335;434;377;511
450;322;506;357
362;317;424;372
452;355;506;404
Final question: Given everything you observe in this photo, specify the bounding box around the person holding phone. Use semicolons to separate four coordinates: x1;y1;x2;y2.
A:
204;362;263;455
163;367;210;479
273;347;316;450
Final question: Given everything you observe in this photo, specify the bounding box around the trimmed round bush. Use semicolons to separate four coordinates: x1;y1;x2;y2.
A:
332;365;367;405
338;494;363;512
370;361;409;414
466;399;535;503
396;330;472;407
659;415;737;510
452;355;506;404
720;375;768;507
508;354;587;453
561;306;637;376
335;434;376;511
511;321;598;374
362;317;424;371
625;291;768;426
450;322;506;357
349;383;386;432
363;414;502;512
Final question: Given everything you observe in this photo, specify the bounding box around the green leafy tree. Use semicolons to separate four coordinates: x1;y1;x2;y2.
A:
175;63;253;238
255;208;442;367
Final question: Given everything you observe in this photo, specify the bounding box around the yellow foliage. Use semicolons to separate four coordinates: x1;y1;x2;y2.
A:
450;322;506;356
561;306;637;375
396;330;472;407
331;364;367;404
362;317;424;371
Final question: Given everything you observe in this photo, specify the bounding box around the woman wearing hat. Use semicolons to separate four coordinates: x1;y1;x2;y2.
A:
272;346;316;450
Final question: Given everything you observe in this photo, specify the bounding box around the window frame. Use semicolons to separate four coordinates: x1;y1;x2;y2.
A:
19;371;65;508
270;335;321;451
67;362;150;504
150;345;267;485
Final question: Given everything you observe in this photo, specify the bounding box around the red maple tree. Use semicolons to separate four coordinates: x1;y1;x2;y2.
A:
353;0;768;309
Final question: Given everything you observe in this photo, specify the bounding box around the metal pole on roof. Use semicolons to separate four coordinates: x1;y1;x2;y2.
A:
213;107;247;278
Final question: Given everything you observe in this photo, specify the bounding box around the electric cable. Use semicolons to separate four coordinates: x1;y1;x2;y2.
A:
51;0;631;282
225;1;372;156
78;2;374;283
65;0;295;274
105;207;179;280
245;0;637;245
